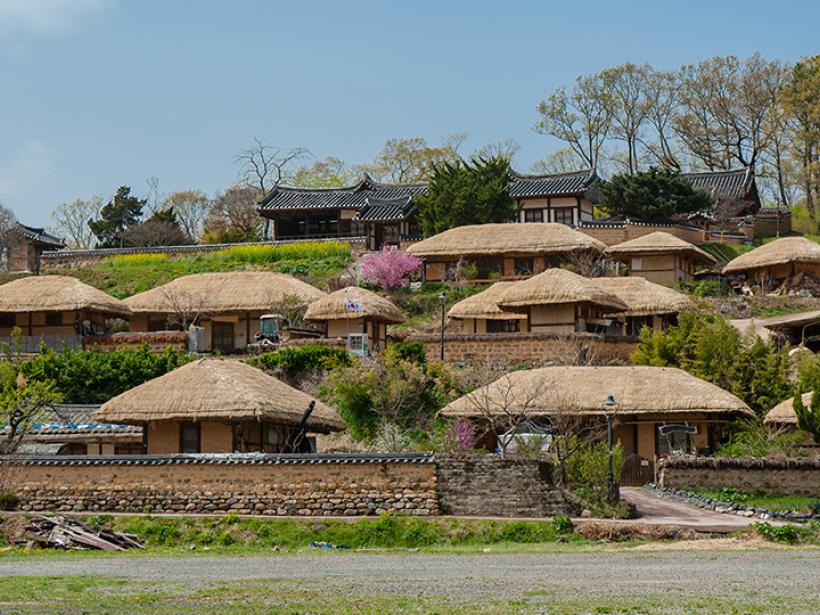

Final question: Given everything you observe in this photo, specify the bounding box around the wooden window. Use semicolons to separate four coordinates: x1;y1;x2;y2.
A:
114;442;147;455
0;313;15;328
45;312;63;327
553;208;573;225
487;319;519;333
631;257;643;271
514;257;534;276
180;422;201;453
523;209;543;223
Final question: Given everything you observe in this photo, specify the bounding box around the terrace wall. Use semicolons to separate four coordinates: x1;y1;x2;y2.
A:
8;453;572;518
658;456;820;497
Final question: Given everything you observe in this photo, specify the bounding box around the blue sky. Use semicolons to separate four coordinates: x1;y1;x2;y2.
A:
1;0;818;226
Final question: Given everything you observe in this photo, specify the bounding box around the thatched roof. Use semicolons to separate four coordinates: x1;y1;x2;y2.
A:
125;272;325;314
763;393;808;426
440;366;754;419
606;232;717;267
0;275;130;318
593;277;693;317
447;283;523;321
406;223;607;258
723;237;820;274
304;286;405;324
497;268;628;312
95;358;345;432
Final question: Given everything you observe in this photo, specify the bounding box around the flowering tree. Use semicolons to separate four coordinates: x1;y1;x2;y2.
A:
360;246;422;291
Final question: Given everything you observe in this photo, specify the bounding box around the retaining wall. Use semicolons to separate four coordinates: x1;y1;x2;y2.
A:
658;456;820;497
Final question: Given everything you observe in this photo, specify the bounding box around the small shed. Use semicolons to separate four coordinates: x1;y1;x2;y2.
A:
406;223;607;282
763;393;807;428
95;358;345;454
496;268;627;334
125;271;325;353
605;231;717;285
723;237;820;288
303;286;405;351
447;282;527;334
0;275;130;349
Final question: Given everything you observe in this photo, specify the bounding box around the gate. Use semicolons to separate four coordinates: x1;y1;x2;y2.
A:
620;454;654;486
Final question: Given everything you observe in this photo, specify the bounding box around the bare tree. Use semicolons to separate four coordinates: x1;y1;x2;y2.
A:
361;134;465;183
473;138;521;163
530;147;585;175
548;405;606;487
600;63;652;175
203;185;263;242
562;250;604;278
48;196;103;249
161;189;209;242
236;138;308;196
159;287;211;329
0;204;21;273
146;176;161;212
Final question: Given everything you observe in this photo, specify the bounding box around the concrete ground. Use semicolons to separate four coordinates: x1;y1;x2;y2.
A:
618;487;772;532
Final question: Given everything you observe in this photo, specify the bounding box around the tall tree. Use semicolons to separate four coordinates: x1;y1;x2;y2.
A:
530;147;586;175
599;167;712;220
120;207;190;247
88;186;147;248
535;72;612;170
203;185;262;243
473;138;521;163
292;156;357;188
49;196;104;249
160;189;209;242
235;138;308;196
600;63;651;175
362;134;465;183
416;157;517;236
640;70;683;170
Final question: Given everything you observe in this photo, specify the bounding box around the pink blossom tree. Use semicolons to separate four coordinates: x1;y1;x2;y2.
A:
360;246;423;291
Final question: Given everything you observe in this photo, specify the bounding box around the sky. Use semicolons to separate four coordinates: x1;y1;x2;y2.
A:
1;0;818;227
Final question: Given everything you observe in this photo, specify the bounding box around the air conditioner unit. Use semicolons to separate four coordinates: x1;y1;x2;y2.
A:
347;333;369;357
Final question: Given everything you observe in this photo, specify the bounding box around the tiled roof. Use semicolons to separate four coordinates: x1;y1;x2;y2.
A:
508;169;599;199
19;452;436;466
681;168;757;202
258;175;427;212
353;196;416;222
19;224;65;249
0;404;140;437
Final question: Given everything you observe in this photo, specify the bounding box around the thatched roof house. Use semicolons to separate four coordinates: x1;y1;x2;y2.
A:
441;365;753;461
406;223;607;281
496;268;626;334
763;393;807;426
125;272;325;353
447;282;527;334
96;358;344;454
606;232;717;285
0;275;130;341
722;237;820;284
304;286;404;350
593;277;693;336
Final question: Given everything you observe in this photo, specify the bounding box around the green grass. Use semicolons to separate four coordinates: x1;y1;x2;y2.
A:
695;490;820;515
700;242;754;263
2;575;819;614
48;241;352;298
391;282;486;331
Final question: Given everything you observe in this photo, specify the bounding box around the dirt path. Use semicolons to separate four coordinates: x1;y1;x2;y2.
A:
619;487;771;532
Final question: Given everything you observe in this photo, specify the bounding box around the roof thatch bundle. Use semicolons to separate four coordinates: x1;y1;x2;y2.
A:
406;223;607;258
497;268;628;312
447;282;522;321
95;358;345;432
440;366;754;419
304;286;405;324
606;231;717;266
763;393;808;426
723;237;820;274
0;275;131;318
124;272;325;314
593;277;693;317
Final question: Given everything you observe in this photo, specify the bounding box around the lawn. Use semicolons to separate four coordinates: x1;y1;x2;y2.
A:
695;489;820;514
47;241;352;298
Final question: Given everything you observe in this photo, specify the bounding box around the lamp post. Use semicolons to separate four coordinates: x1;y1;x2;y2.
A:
438;292;446;360
603;394;617;502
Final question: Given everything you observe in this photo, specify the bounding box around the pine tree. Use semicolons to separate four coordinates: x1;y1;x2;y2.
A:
88;186;147;248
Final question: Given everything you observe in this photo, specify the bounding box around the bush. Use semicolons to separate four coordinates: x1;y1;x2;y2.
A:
689;278;730;297
384;341;427;365
246;345;352;379
552;515;573;534
0;493;18;511
752;522;803;544
715;421;805;457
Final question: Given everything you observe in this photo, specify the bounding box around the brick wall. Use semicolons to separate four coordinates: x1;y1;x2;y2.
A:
437;456;571;517
658;457;820;497
578;222;707;247
11;455;439;516
408;332;637;367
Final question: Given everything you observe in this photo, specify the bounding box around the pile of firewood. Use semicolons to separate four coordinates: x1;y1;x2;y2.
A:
13;516;143;551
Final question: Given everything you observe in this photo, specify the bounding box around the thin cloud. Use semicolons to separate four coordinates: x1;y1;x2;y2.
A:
0;0;113;35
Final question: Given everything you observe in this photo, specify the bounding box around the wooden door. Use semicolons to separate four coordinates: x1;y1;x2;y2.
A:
212;322;235;353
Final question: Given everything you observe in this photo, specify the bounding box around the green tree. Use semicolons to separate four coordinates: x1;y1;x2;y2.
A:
416;157;518;236
292;156;357;188
632;311;792;416
88;186;147;248
599;167;712;220
792;389;820;444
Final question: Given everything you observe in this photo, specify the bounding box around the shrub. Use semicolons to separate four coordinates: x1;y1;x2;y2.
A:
247;345;352;378
0;493;18;511
552;515;573;534
384;341;427;365
360;246;423;291
752;522;802;544
715;421;805;457
715;486;749;505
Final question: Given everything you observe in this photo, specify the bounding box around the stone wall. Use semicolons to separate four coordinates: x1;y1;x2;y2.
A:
658;456;820;497
11;454;438;516
408;332;637;367
83;331;189;352
577;221;707;247
437;456;571;517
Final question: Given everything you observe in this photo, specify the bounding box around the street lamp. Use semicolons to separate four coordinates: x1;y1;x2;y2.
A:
603;394;617;502
438;292;446;360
